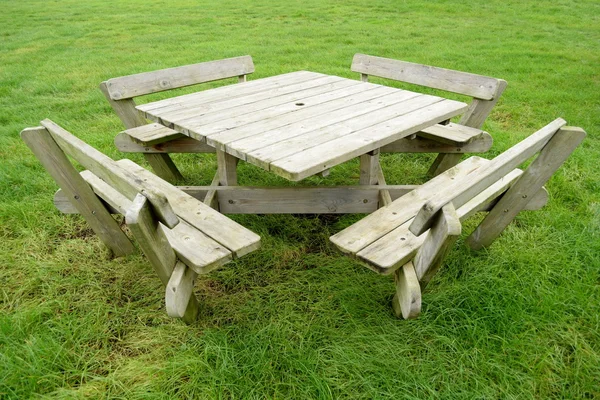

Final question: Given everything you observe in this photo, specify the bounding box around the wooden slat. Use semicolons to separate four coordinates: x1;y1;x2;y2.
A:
351;168;542;275
409;118;567;236
330;156;486;256
154;76;351;126
122;123;185;146
21;127;135;257
270;99;467;181
201;84;397;147
137;71;321;114
75;171;233;274
418;123;484;145
56;184;418;215
351;53;501;100
105;55;255;100
117;159;260;257
234;91;427;164
247;94;444;170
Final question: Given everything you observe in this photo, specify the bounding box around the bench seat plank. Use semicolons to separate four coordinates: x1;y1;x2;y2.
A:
238;91;428;164
122;123;185;146
270;99;468;181
330;156;486;256
117;159;260;258
79;171;233;274
418;123;484;145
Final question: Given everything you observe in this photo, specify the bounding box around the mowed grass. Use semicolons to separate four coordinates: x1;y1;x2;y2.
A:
1;0;599;398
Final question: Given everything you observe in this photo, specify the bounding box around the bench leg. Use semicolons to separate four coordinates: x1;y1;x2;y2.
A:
467;127;586;250
392;262;421;319
143;153;184;183
126;193;200;323
21;127;135;257
414;203;461;290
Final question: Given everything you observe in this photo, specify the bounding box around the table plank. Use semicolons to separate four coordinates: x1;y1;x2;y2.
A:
138;71;322;114
244;93;439;169
154;75;346;123
270;99;468;180
203;84;398;148
166;78;359;132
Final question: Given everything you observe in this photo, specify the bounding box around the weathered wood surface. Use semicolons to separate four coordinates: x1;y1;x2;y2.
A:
126;194;200;324
166;261;199;319
418;122;484;145
139;71;468;181
56;183;419;215
467;126;586;249
122;123;185;146
409;118;566;236
115;131;493;155
41;119;181;229
348;169;547;275
118;159;260;258
21;127;134;257
413;203;461;289
269;99;466;181
40;119;260;259
392;262;421;319
351;53;501;100
99;81;183;182
57;170;233;274
105;55;255;100
330;157;486;256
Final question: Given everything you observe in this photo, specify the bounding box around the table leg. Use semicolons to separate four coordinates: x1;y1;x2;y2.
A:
216;149;238;186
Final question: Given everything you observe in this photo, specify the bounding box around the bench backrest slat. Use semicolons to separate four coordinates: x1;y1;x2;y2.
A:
351;54;501;100
105;55;255;100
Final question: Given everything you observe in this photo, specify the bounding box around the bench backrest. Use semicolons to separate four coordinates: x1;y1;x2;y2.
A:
409;118;585;237
104;55;255;101
100;55;255;129
351;54;507;129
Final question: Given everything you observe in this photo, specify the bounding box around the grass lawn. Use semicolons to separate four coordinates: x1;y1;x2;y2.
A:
1;0;599;398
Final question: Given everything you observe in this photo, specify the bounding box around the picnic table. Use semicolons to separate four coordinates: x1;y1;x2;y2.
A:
22;55;586;322
133;70;467;183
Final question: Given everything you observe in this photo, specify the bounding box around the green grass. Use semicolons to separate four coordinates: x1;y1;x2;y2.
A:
1;0;599;398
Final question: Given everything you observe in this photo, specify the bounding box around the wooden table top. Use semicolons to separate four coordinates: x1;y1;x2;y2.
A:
137;71;468;181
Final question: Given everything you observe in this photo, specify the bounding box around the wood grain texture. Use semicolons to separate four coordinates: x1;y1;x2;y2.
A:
392;262;421;319
59;171;233;274
105;55;254;100
122;123;185;146
21;127;134;257
330;156;486;256
352;53;501;100
125;194;200;323
467;126;585;249
414;203;461;289
166;261;199;319
409;118;567;236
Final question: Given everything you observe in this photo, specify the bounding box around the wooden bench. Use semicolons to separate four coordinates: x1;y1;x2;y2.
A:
351;53;507;176
331;118;585;319
21;119;260;323
100;55;255;182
